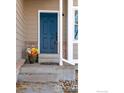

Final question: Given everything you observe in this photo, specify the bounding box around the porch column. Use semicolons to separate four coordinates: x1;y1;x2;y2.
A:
67;0;73;63
59;0;63;65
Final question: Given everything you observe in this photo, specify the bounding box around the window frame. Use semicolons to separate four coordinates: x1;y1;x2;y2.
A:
73;6;78;43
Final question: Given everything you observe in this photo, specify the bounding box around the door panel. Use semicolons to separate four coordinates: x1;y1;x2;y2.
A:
40;13;58;53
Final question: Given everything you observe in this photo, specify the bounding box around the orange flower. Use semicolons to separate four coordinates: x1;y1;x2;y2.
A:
31;48;38;57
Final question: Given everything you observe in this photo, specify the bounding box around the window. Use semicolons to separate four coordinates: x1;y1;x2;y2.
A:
74;9;78;40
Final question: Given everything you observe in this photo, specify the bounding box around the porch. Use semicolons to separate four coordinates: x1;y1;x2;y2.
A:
16;0;78;92
16;0;78;66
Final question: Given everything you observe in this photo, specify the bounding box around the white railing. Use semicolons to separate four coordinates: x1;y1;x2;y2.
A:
59;0;77;66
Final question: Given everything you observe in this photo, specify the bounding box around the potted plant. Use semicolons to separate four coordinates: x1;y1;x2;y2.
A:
25;47;38;64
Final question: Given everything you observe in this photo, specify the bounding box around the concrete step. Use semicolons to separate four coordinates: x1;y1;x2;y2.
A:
16;82;63;93
18;73;59;83
39;58;59;63
18;64;76;82
39;54;59;63
20;66;59;74
39;54;59;59
20;64;75;74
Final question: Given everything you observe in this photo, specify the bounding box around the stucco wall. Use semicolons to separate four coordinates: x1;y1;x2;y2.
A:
16;0;25;62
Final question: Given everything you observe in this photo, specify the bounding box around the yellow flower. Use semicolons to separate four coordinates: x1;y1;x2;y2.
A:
31;48;38;56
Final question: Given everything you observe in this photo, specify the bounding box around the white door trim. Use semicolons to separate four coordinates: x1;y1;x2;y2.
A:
67;0;74;64
59;0;63;65
38;10;60;55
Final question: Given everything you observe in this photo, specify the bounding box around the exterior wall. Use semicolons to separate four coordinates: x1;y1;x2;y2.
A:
16;0;26;62
63;0;67;58
73;0;78;6
23;0;78;60
24;0;67;58
24;0;59;48
16;0;26;81
73;43;78;59
73;0;78;59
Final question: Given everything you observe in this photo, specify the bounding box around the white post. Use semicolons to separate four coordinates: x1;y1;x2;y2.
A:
59;0;63;65
67;0;73;64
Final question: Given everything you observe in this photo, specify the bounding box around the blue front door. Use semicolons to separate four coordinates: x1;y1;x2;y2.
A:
40;13;58;53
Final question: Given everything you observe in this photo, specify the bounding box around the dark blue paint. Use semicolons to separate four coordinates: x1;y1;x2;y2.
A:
40;13;58;53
